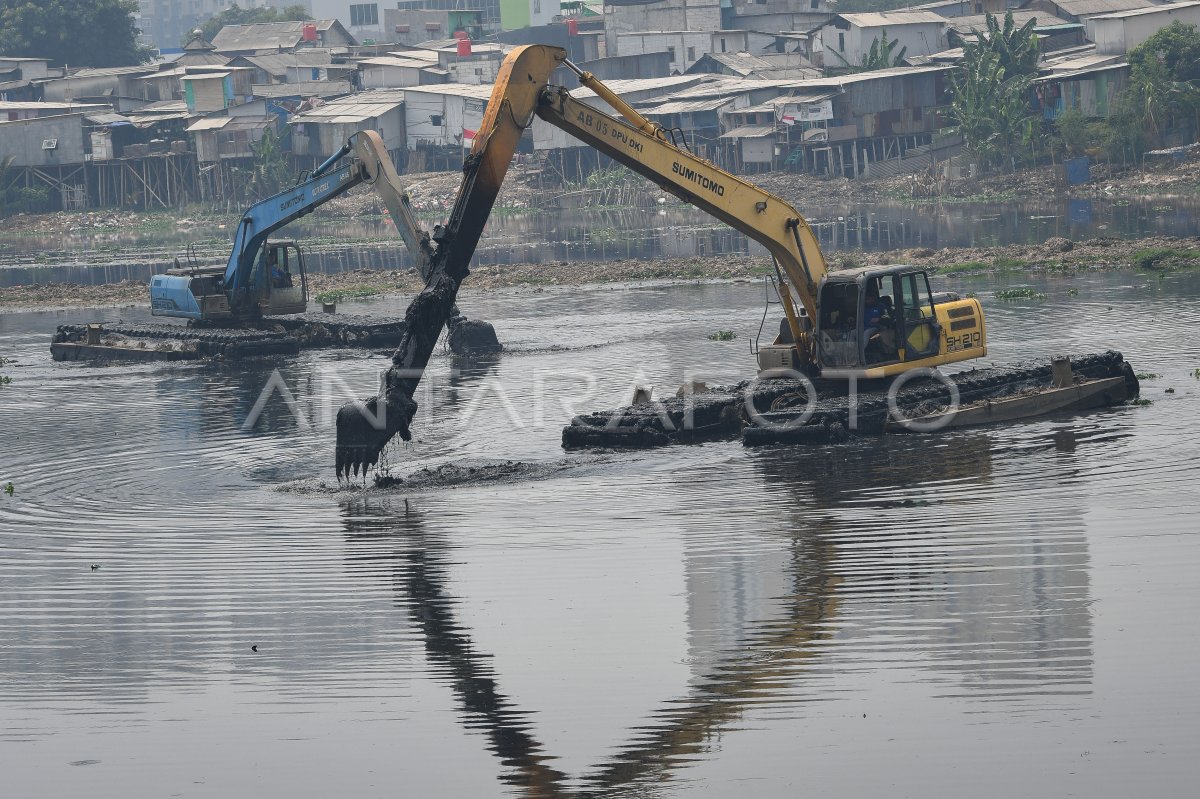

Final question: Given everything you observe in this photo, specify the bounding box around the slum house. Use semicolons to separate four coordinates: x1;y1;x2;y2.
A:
41;65;166;111
635;76;799;162
563;52;674;81
0;101;106;122
289;90;407;167
357;56;449;89
1032;51;1129;119
768;66;953;176
811;12;948;69
529;74;708;178
496;20;605;64
614;31;699;74
717;89;839;173
686;52;820;80
905;0;1007;16
210;20;358;56
384;4;488;47
403;83;495;170
181;67;257;114
1017;0;1163;24
1085;2;1200;54
944;11;1086;51
603;0;723;58
424;40;507;85
226;51;346;86
173;36;231;68
85;111;199;210
0;57;53;102
725;0;835;34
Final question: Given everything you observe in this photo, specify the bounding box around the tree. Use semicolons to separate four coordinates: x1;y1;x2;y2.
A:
1122;21;1200;142
970;11;1039;78
195;3;309;44
947;12;1042;172
949;49;1039;172
0;0;151;67
831;28;907;72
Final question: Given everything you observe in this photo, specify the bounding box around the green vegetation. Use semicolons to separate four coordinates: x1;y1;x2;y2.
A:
2;482;12;496
1067;287;1079;296
831;28;907;72
1193;368;1200;379
1131;398;1154;406
708;330;736;341
194;3;309;44
1131;247;1200;270
0;0;151;66
949;13;1041;172
0;354;9;385
994;287;1046;300
231;129;292;203
313;286;380;304
1136;372;1161;380
0;156;52;217
942;256;1027;274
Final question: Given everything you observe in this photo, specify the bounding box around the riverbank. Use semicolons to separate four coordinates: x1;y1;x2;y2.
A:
3;234;1196;312
5;154;1200;245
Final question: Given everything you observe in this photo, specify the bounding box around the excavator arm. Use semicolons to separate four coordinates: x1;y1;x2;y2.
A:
153;130;430;320
539;65;827;347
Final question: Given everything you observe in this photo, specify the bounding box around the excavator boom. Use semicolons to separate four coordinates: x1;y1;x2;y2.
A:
334;44;984;475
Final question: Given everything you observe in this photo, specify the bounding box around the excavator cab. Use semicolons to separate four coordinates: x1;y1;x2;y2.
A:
252;240;308;316
811;265;985;378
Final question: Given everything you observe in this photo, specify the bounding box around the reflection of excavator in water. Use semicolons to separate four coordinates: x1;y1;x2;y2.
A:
150;130;432;323
334;45;991;476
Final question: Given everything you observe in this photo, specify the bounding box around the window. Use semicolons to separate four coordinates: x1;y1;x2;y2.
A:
811;0;819;8
720;39;727;52
838;32;845;51
687;46;695;61
667;46;676;61
349;3;379;27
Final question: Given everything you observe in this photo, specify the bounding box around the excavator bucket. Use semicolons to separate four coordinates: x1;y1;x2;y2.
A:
334;44;567;478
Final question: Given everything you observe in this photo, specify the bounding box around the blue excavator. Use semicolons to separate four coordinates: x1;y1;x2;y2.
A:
150;129;431;323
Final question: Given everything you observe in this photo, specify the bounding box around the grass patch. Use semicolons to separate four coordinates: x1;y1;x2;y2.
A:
995;287;1047;300
1131;247;1200;271
941;256;1027;274
708;330;736;341
313;286;380;304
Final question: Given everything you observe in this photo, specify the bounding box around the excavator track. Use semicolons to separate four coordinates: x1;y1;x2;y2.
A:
562;351;1139;450
50;314;411;362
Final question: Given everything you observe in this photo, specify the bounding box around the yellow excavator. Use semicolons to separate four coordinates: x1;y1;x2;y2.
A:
335;45;988;475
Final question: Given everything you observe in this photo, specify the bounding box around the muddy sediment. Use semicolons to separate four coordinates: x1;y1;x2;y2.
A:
5;234;1197;312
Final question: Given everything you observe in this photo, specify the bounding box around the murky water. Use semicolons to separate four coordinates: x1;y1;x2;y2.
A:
2;272;1200;797
4;195;1200;288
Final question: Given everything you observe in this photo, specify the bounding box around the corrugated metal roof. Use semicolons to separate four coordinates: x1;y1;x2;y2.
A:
186;117;232;131
252;81;352;98
1045;0;1155;16
386;49;441;63
182;71;231;80
84;111;132;126
401;83;494;99
1089;0;1200;19
1034;61;1128;82
291;102;403;122
732;92;838;115
834;11;948;27
947;11;1070;33
642;97;735;115
212;19;351;52
0;100;105;111
68;65;158;78
719;124;778;139
186;116;273;132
